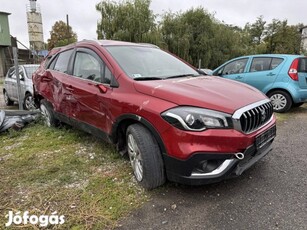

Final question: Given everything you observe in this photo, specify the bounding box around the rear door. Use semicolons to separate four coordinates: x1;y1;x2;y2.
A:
298;57;307;89
244;57;284;92
38;49;74;117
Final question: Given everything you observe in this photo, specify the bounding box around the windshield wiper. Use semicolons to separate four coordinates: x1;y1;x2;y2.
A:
133;76;163;81
165;74;200;79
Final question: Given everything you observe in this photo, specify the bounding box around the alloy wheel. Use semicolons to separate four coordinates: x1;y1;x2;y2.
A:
127;134;143;181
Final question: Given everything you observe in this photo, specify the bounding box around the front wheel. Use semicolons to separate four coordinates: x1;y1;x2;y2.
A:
126;124;165;189
268;90;292;113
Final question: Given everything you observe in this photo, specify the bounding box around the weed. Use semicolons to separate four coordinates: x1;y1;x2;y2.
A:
0;123;149;229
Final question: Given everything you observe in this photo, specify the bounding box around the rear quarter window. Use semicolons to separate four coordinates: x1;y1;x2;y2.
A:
52;49;73;73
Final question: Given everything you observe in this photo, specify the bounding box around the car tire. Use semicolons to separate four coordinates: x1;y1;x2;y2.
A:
40;99;60;127
3;90;14;106
126;123;165;189
292;102;304;108
268;90;292;113
23;93;37;110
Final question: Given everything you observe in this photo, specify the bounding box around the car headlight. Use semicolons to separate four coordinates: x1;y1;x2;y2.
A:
161;107;233;131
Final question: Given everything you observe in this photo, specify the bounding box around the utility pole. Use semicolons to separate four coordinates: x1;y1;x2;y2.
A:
66;14;70;44
13;47;23;110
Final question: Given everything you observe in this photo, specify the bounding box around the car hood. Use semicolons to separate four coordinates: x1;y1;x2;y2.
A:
133;76;266;114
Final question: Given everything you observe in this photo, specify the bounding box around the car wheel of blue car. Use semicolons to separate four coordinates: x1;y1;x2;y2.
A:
268;90;292;113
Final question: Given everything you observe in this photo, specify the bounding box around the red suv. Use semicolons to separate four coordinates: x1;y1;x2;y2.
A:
33;40;276;189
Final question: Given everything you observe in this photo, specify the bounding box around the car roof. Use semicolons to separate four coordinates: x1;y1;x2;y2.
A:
233;54;304;59
49;40;158;53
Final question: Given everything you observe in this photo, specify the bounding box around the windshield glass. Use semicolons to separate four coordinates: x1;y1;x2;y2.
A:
105;46;198;79
24;65;39;79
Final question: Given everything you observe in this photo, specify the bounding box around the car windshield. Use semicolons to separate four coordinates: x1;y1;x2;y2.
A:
24;65;39;79
105;46;199;80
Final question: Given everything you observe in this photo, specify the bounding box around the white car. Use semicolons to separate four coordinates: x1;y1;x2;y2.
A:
3;64;39;110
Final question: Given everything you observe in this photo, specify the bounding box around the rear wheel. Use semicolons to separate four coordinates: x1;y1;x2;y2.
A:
126;123;165;189
268;90;292;113
3;90;14;106
40;99;59;127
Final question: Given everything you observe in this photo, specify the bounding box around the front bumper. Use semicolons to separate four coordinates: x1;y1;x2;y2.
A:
163;137;274;185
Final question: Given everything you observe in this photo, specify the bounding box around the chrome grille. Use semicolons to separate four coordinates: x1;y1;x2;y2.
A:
232;99;274;134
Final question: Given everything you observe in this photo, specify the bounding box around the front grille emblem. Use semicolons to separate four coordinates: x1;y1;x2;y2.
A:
260;109;266;122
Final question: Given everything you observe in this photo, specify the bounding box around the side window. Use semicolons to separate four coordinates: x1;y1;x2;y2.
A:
7;67;15;78
270;58;283;70
73;52;102;82
222;58;248;75
250;57;283;72
250;58;271;72
73;50;112;84
53;49;73;73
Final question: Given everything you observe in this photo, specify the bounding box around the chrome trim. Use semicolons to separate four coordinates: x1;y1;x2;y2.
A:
191;159;236;177
232;99;271;119
165;112;207;131
232;99;273;134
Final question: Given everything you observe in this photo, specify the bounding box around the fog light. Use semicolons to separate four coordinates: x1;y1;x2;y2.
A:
200;160;220;173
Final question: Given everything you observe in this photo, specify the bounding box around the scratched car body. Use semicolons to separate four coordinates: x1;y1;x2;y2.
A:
33;40;276;189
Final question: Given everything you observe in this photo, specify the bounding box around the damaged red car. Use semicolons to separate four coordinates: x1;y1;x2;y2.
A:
33;40;276;189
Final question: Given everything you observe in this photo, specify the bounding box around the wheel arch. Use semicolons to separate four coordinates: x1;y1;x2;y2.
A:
266;88;294;103
110;114;167;156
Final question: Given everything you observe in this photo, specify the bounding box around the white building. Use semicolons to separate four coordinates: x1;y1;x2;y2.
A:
301;26;307;53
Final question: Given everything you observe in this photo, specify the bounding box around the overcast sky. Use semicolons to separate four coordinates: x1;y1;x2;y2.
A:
1;0;307;49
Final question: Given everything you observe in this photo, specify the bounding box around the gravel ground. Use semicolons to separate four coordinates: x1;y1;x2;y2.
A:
117;106;307;230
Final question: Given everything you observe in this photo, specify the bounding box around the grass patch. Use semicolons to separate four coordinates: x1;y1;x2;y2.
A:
275;103;307;123
0;123;149;229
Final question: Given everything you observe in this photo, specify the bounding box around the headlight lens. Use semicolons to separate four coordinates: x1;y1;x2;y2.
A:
161;107;233;131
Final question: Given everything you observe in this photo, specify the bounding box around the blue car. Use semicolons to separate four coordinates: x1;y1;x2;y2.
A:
212;54;307;112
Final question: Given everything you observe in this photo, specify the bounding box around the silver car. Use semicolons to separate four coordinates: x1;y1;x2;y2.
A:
3;64;39;110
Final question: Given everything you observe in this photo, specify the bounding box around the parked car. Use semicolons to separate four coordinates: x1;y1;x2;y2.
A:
212;54;307;112
33;40;276;189
199;68;213;75
3;64;40;110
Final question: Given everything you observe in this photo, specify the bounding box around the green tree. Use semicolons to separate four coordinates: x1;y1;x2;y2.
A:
264;19;302;54
47;20;77;50
96;0;156;43
160;8;247;68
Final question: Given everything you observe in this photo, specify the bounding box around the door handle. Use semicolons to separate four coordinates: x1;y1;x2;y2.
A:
235;76;243;80
41;76;52;82
66;86;74;92
267;72;276;76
